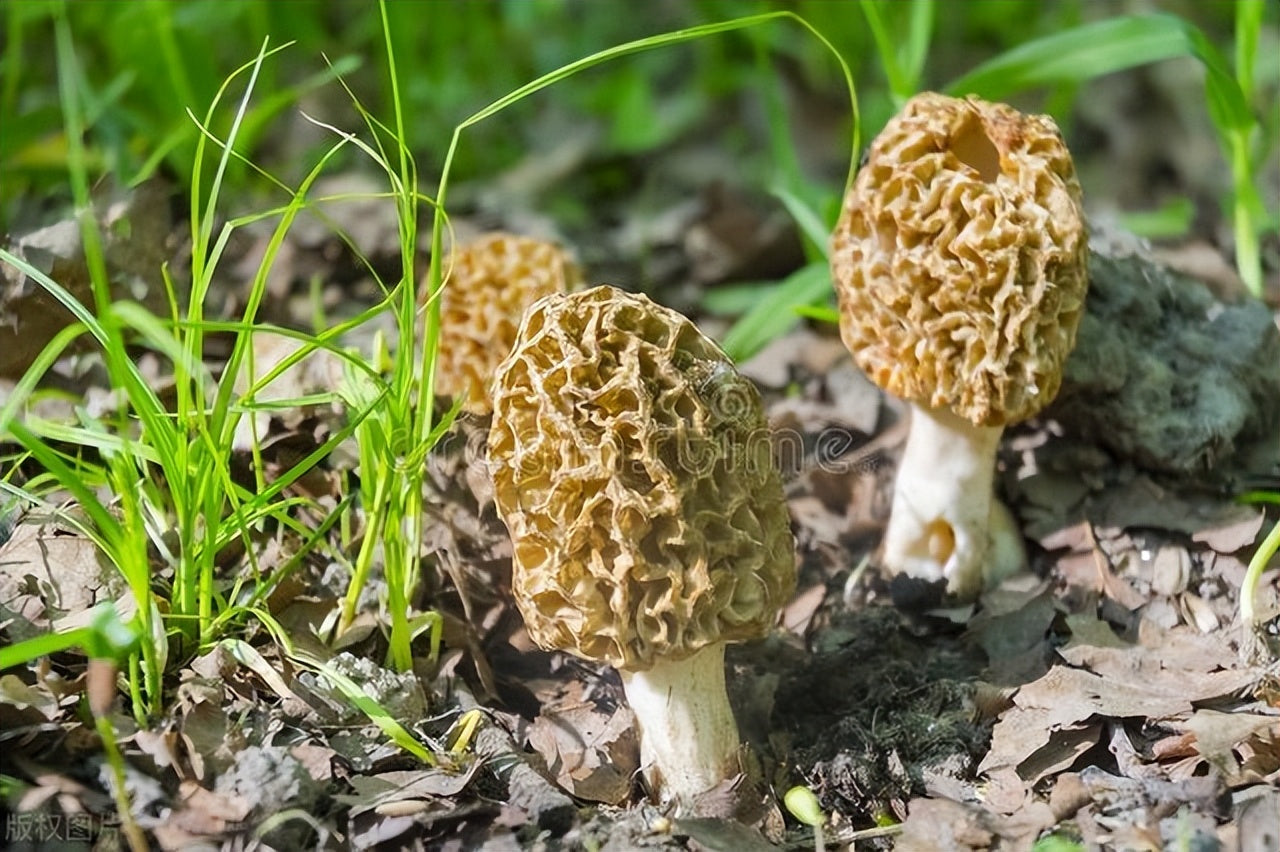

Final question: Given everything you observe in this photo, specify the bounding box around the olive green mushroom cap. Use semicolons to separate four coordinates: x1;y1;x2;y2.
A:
831;92;1089;427
432;233;581;415
487;286;796;671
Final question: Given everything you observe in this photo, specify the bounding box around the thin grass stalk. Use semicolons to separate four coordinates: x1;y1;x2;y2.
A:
93;685;148;852
51;9;167;719
1240;515;1280;660
860;0;910;105
378;0;425;670
1230;0;1265;297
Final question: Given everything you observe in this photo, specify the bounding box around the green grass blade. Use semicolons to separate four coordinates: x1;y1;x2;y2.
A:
945;14;1238;111
0;248;108;347
1182;24;1252;133
0;321;88;431
1117;197;1195;240
902;0;935;97
111;301;207;381
793;303;840;324
190;38;288;283
1240;515;1280;651
281;645;435;764
0;625;95;669
0;601;137;669
860;0;932;105
860;0;909;103
720;262;832;362
1235;0;1264;100
21;417;162;464
772;184;836;259
434;10;861;235
945;11;1266;296
5;421;124;555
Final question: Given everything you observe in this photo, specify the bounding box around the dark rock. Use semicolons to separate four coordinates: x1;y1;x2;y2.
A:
1050;225;1280;476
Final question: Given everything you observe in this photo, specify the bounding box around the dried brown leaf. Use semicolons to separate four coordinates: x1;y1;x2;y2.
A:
163;779;253;840
968;578;1056;662
0;674;59;720
342;762;482;818
1061;620;1250;704
0;519;124;633
1191;505;1266;553
780;581;826;636
1017;723;1102;787
289;743;338;783
1183;709;1280;779
897;795;1053;851
1;180;179;379
673;815;776;852
1047;771;1091;820
1234;784;1280;851
984;664;1195;781
526;700;639;804
1028;663;1238;720
132;729;183;776
1096;477;1265;546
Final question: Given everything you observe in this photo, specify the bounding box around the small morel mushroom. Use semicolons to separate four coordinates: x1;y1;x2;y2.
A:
429;232;582;415
420;234;580;626
487;285;796;807
830;92;1088;601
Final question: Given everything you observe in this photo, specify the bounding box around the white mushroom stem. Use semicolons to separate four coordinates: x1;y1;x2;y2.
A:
619;643;739;807
882;403;1025;600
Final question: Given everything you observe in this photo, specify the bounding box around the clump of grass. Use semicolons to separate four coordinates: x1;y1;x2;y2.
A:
0;11;403;734
1;0;859;768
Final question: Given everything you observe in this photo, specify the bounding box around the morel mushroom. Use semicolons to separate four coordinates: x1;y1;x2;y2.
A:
431;232;581;415
831;92;1088;601
487;285;796;806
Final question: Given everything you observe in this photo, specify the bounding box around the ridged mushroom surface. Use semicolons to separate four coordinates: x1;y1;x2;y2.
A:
432;233;582;415
488;286;795;671
831;92;1088;427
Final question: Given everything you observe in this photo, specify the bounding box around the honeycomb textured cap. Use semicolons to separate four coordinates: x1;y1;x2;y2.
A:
487;286;796;671
432;233;582;415
831;92;1088;427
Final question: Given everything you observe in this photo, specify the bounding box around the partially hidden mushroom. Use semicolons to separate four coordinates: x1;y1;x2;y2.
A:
430;232;582;415
420;233;580;631
487;285;796;807
830;92;1089;602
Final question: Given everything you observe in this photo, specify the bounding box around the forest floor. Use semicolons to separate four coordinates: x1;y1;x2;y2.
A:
2;63;1279;852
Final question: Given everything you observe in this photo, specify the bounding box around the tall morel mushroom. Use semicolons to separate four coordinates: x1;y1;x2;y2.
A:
430;232;582;415
487;285;796;806
831;92;1088;601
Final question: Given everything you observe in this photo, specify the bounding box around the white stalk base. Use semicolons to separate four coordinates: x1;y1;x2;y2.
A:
619;643;739;808
881;404;1025;601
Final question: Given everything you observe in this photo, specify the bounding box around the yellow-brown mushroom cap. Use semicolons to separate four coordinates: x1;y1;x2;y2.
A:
831;92;1088;427
431;233;582;415
487;286;796;671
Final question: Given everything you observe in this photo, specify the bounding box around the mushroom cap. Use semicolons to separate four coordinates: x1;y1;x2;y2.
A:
831;92;1088;427
433;233;582;415
487;286;796;671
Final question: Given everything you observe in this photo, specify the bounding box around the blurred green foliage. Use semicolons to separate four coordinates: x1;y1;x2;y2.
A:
1;0;1270;240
